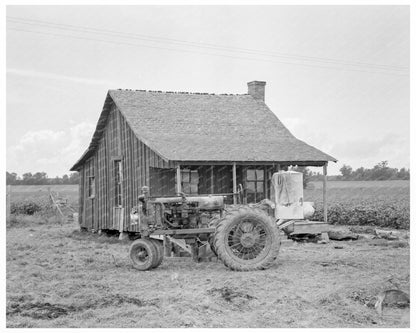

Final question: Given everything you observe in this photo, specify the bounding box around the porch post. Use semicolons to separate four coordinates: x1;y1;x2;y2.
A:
232;162;237;204
210;165;214;194
323;162;328;223
176;164;182;193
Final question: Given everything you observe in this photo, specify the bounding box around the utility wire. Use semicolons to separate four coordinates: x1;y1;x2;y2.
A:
7;15;408;73
7;26;408;77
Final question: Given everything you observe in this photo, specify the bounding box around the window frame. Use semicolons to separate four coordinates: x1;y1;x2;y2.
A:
181;168;199;195
245;168;265;203
114;160;123;207
88;176;96;199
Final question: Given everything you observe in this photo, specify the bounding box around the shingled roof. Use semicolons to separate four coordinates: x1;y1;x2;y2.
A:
71;84;336;171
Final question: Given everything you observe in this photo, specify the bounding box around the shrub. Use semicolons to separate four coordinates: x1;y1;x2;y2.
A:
10;198;53;216
11;201;42;215
311;199;410;230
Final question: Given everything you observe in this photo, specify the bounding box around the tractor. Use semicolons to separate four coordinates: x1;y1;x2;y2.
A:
129;171;316;271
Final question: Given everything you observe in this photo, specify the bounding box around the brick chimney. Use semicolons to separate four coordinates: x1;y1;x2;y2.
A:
247;81;266;101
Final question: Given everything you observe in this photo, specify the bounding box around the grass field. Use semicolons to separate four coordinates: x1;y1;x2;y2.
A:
9;185;79;208
9;180;410;229
305;180;410;204
9;179;410;206
6;181;410;327
6;217;410;328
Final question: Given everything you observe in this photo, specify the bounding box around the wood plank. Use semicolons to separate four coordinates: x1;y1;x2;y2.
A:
151;228;215;235
176;164;181;193
323;163;328;223
210;165;214;194
116;108;122;156
232;162;237;204
104;128;109;229
290;221;329;235
122;116;128;232
94;152;98;230
176;161;328;167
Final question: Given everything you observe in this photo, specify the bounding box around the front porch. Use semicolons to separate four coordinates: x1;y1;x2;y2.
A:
149;161;329;224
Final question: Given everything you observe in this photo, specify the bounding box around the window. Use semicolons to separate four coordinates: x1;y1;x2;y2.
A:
246;168;265;203
88;177;95;198
181;169;199;195
114;160;122;206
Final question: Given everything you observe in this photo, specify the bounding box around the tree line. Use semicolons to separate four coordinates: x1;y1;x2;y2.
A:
339;161;409;180
292;160;409;186
6;161;410;186
6;171;79;185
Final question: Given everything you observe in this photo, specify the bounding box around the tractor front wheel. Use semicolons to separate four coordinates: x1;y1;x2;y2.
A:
213;207;280;271
129;238;158;270
149;238;164;268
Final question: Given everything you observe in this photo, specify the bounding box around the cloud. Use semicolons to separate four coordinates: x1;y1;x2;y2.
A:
13;129;66;152
7;122;95;177
280;117;301;134
331;133;409;170
7;68;115;86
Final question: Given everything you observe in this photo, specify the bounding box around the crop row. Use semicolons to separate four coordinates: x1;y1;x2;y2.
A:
9;196;410;230
311;199;410;229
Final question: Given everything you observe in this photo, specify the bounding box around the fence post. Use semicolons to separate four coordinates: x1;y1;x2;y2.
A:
323;163;328;223
6;185;11;219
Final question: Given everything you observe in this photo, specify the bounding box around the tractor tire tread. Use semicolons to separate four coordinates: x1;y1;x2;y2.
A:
214;207;280;271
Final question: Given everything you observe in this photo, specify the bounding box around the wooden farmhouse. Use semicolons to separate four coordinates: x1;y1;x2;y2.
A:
71;81;336;233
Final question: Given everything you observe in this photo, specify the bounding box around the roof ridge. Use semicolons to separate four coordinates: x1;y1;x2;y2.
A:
113;88;248;96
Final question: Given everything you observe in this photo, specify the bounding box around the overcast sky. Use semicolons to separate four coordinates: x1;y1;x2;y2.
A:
6;5;409;177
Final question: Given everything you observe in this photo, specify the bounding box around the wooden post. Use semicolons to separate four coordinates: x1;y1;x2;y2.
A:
210;165;214;194
163;236;172;257
118;208;127;240
232;163;237;204
323;163;328;223
176;164;181;193
6;185;11;219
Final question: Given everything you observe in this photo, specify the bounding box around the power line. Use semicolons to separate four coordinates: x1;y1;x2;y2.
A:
7;15;408;73
7;16;407;72
7;26;408;77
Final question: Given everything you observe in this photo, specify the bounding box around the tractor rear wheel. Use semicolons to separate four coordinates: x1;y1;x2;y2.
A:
129;238;158;270
149;238;164;268
213;207;280;271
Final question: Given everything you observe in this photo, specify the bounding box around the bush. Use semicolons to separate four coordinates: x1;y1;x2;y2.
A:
311;200;410;230
6;214;61;228
10;199;52;215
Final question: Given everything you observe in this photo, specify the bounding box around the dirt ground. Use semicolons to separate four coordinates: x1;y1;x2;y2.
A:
6;219;410;328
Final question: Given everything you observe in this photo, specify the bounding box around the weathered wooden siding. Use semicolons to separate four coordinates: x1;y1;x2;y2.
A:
82;157;95;230
78;166;85;227
79;102;176;232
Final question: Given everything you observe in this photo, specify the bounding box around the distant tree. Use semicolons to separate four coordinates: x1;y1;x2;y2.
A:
6;172;17;185
371;161;396;180
352;167;366;180
22;172;34;185
339;164;353;180
8;171;82;185
53;176;63;185
62;174;69;184
69;172;79;184
397;167;410;180
338;161;410;181
33;172;48;185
